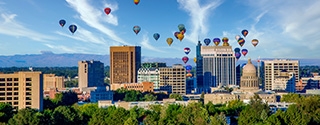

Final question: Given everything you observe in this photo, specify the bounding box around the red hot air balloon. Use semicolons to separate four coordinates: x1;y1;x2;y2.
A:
182;56;189;64
104;8;111;15
222;37;229;43
241;49;248;56
184;47;191;55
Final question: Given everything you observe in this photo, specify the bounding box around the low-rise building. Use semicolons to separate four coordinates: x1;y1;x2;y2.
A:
111;81;154;92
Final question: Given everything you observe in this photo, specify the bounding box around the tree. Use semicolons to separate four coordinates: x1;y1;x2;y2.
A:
88;108;109;125
52;106;83;125
178;102;210;125
8;108;43;125
143;93;157;101
169;93;183;101
0;102;13;123
52;91;78;106
209;113;227;125
124;90;143;101
78;103;99;122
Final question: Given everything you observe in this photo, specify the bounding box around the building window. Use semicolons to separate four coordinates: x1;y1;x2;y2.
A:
0;83;5;86
14;97;18;100
0;78;5;81
26;83;32;86
26;88;32;91
0;93;5;96
7;78;12;81
26;97;32;100
7;83;12;86
13;102;18;105
0;88;4;91
26;92;31;96
7;92;12;95
14;78;18;81
7;97;12;100
26;102;31;105
14;92;18;95
0;97;5;100
7;88;12;91
14;83;18;86
14;88;18;91
26;78;32;81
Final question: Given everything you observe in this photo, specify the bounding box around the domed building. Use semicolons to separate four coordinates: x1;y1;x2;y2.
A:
240;58;259;93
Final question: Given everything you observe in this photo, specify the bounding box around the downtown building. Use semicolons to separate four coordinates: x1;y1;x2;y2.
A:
110;46;141;90
78;60;105;89
261;59;299;91
159;64;186;95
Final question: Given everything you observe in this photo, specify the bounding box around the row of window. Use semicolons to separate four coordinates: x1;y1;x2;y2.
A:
0;82;32;86
0;78;32;81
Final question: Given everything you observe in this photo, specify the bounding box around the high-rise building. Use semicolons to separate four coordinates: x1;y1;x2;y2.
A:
78;60;105;88
159;64;186;95
110;46;141;84
196;41;203;89
261;59;299;91
201;45;237;88
0;72;43;111
43;74;65;91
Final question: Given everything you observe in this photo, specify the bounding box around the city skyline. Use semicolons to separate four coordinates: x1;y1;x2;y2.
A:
0;0;320;60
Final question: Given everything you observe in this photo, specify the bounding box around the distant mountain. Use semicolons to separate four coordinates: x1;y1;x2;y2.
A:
0;53;318;67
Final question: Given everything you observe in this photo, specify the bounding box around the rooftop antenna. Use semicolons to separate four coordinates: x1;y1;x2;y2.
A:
29;66;33;72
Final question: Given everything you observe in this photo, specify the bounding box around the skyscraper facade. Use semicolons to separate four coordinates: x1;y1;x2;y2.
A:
261;59;299;91
110;46;141;84
78;60;105;88
201;45;236;88
195;41;204;90
159;64;186;95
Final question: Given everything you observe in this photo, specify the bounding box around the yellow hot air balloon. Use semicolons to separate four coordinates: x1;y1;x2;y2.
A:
252;39;259;47
193;57;197;63
134;0;140;5
166;38;173;46
177;33;184;41
222;42;229;46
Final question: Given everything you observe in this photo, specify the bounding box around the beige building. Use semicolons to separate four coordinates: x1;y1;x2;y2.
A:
261;59;299;91
111;81;154;92
110;46;141;84
78;60;105;89
159;64;186;95
272;71;295;92
240;58;259;93
43;74;64;91
0;72;43;111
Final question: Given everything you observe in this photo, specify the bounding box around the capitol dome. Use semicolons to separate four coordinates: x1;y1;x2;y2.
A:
242;58;256;74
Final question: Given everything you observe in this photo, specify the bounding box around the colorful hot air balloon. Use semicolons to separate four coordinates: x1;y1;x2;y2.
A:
177;33;184;41
69;24;77;34
251;39;259;47
184;47;191;55
153;33;160;41
180;28;186;34
166;38;173;46
59;19;66;27
204;38;211;46
174;32;180;39
182;56;189;64
185;65;192;72
235;35;241;41
213;38;221;46
241;49;248;56
133;26;141;35
222;37;229;43
186;73;193;78
234;48;241;52
238;38;245;47
104;7;111;15
241;29;249;37
178;24;185;31
235;52;241;60
193;57;197;63
134;0;140;5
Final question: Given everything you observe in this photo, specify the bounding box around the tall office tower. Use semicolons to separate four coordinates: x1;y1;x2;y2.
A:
201;45;236;88
138;68;160;89
0;72;43;111
261;59;299;91
43;74;65;91
159;64;186;95
195;41;204;90
110;46;141;84
236;64;241;86
78;60;105;88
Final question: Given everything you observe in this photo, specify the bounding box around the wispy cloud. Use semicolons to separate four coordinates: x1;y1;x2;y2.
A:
140;34;165;53
0;13;56;42
177;0;222;43
65;0;130;45
44;44;85;53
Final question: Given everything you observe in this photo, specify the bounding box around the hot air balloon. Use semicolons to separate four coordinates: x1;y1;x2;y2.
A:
174;32;179;39
177;33;184;41
204;38;211;46
186;65;192;72
238;38;245;47
251;39;259;47
235;52;241;60
59;19;66;27
69;24;77;34
178;24;185;31
234;48;240;52
241;49;248;56
134;0;140;5
104;7;111;15
180;28;186;34
222;37;229;43
153;33;160;41
213;38;221;46
133;26;141;35
182;56;189;64
184;47;191;55
193;57;197;63
186;73;193;78
241;29;249;37
166;38;173;46
235;35;241;41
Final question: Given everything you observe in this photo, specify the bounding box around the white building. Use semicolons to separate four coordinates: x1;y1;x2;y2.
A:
272;71;296;92
138;68;160;89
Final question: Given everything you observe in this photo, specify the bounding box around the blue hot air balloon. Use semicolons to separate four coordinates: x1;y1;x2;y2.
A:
204;38;211;46
153;33;160;41
69;24;77;34
59;19;66;27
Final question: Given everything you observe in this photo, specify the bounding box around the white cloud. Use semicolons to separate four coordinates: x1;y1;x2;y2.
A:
177;0;222;43
66;0;129;45
44;44;85;53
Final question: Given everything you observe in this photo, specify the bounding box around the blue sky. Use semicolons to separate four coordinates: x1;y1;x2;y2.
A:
0;0;320;61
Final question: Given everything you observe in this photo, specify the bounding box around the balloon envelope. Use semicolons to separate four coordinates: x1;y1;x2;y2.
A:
166;38;173;46
153;33;160;41
222;37;229;43
186;73;192;77
252;39;259;47
182;56;189;64
193;57;197;63
235;52;241;60
241;29;249;37
177;33;184;41
134;0;140;5
241;49;248;56
184;47;191;55
204;38;211;46
178;24;185;31
174;32;180;39
235;35;241;41
104;7;111;15
234;48;241;52
186;65;192;71
213;38;221;46
59;19;66;27
69;24;77;34
133;26;141;35
238;38;245;47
